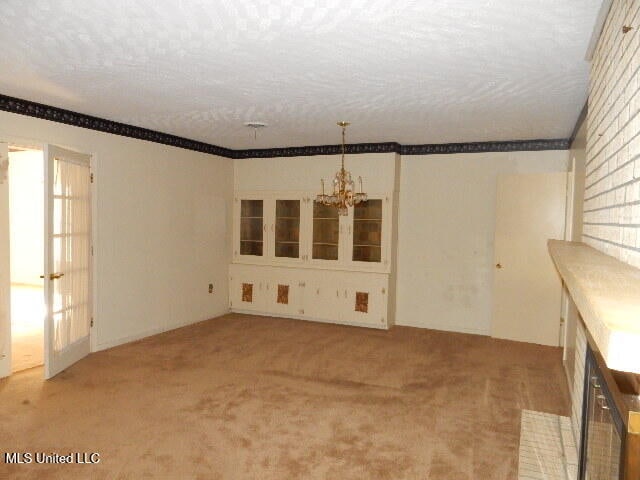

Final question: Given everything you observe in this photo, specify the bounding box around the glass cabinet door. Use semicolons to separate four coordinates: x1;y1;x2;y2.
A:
240;199;263;256
312;202;339;260
275;200;300;258
352;199;382;262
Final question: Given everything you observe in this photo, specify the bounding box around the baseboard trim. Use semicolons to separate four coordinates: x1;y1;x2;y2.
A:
394;320;490;336
93;308;231;352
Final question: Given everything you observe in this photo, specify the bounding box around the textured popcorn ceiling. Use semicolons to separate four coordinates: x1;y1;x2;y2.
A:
0;0;601;149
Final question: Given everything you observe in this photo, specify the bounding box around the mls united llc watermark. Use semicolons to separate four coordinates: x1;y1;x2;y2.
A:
4;452;100;464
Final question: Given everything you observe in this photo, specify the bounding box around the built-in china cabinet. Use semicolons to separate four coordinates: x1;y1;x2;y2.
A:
230;189;396;329
233;192;392;271
229;154;398;328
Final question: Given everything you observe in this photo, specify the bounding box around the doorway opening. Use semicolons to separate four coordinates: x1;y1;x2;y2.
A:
9;145;45;372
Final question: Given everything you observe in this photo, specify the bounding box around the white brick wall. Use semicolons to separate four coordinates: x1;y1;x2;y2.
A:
583;0;640;267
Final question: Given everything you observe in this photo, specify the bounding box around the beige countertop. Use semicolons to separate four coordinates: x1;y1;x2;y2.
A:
548;240;640;374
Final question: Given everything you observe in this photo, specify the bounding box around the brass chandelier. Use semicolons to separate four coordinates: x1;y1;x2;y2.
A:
315;121;367;215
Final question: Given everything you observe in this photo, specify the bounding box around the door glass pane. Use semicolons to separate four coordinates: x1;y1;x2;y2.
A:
312;202;339;260
275;200;300;258
240;200;263;256
352;199;382;262
52;158;91;351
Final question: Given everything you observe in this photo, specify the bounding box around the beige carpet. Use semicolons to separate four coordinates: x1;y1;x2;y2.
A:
0;313;569;479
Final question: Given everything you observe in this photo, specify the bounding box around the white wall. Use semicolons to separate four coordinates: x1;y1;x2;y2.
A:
395;150;569;334
0;111;233;351
8;149;44;286
234;153;397;193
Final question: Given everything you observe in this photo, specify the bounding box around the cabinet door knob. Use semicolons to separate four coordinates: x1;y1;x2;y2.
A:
495;263;502;269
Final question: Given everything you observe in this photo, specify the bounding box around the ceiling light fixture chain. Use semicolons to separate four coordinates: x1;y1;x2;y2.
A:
315;121;367;215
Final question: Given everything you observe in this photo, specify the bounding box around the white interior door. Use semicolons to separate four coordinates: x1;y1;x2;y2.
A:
491;172;566;346
0;142;11;378
44;145;92;379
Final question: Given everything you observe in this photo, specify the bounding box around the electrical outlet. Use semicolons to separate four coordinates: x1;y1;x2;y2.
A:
208;283;214;294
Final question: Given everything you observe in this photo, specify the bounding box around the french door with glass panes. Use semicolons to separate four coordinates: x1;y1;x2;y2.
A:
44;145;92;379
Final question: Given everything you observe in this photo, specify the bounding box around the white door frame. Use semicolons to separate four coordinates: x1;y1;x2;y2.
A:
0;134;98;377
0;142;11;378
560;158;577;360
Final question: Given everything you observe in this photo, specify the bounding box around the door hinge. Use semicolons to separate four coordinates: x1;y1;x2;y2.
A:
90;173;94;184
90;318;94;327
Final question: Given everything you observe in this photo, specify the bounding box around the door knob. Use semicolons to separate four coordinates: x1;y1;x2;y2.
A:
495;263;502;269
40;273;65;280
